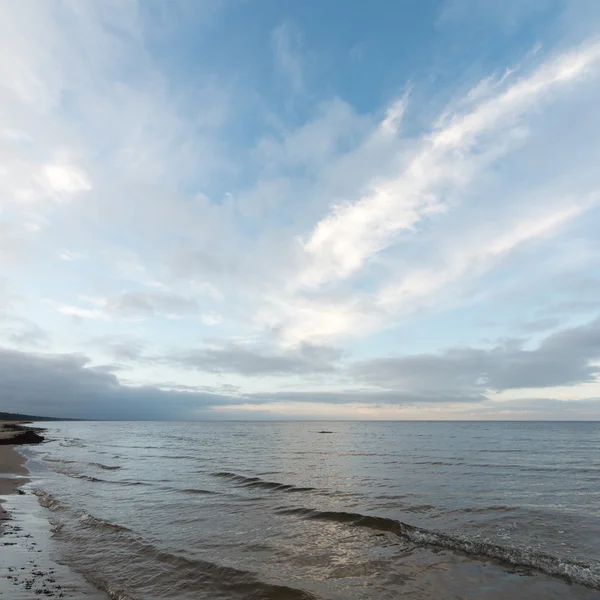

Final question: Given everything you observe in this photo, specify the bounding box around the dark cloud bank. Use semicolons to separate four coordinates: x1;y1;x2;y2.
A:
1;317;600;419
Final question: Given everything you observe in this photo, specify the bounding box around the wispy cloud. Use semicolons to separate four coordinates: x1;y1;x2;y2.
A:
297;40;600;291
259;40;600;344
272;22;304;92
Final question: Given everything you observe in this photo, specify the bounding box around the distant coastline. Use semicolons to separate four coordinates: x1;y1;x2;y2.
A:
0;411;76;422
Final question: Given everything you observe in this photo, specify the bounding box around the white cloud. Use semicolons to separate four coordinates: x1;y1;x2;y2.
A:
41;164;91;194
58;305;106;320
296;40;600;292
201;313;222;326
242;39;600;344
377;199;594;312
59;250;87;261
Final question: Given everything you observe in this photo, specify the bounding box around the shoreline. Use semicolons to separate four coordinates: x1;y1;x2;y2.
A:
0;422;44;528
0;422;106;598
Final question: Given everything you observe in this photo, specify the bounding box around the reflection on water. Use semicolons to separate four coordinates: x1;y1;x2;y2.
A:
27;421;600;599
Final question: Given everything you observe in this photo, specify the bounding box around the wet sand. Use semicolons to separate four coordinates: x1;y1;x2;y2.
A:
0;423;35;527
0;423;105;599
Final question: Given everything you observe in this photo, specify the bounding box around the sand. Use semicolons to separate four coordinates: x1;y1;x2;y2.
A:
0;423;35;527
1;423;88;597
0;422;107;599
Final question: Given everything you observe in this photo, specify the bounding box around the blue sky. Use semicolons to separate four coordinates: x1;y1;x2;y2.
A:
1;0;600;420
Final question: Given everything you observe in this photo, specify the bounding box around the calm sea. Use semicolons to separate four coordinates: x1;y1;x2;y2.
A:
24;421;600;599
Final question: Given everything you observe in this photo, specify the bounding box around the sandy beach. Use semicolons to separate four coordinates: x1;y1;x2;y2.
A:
0;423;37;524
0;423;105;599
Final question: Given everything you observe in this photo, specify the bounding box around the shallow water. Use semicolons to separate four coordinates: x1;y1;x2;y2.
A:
25;421;600;599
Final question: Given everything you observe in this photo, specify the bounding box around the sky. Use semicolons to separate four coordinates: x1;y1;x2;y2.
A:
1;0;600;420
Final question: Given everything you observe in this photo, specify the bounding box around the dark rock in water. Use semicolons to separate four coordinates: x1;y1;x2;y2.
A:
318;430;334;434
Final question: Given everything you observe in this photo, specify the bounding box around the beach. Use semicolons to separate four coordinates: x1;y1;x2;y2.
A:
0;423;36;522
0;423;105;599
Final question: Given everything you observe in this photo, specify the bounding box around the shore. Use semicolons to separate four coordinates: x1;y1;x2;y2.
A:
0;422;105;599
0;422;42;526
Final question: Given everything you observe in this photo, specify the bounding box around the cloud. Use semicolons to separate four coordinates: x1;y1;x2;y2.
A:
0;316;50;348
245;389;487;405
296;40;600;291
59;292;202;321
517;317;562;333
41;164;91;195
91;336;145;362
375;200;592;313
254;98;369;173
3;313;600;419
272;22;304;92
476;397;600;419
105;292;200;319
352;317;600;395
2;2;600;421
0;346;237;420
59;250;87;262
168;341;342;377
201;313;222;326
251;39;600;344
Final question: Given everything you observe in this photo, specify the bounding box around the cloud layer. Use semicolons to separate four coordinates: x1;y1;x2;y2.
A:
1;1;599;419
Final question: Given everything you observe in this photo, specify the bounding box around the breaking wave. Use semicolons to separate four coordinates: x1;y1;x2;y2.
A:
277;507;600;590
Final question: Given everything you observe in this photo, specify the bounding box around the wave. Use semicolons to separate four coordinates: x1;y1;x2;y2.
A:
35;490;317;600
212;471;316;493
47;466;150;488
61;473;107;483
460;505;516;514
35;490;131;535
79;512;134;534
181;488;219;495
413;460;466;466
277;507;600;590
35;489;68;512
89;462;122;470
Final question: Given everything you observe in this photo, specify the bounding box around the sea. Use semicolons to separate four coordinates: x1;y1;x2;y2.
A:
17;421;600;599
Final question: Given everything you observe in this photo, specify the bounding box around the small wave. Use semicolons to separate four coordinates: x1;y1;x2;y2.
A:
54;471;107;483
181;488;219;495
43;458;76;464
402;504;439;513
413;460;465;466
212;471;316;493
40;488;316;600
89;462;122;470
35;490;133;534
60;438;85;448
68;473;107;483
461;505;516;514
277;507;600;590
47;467;149;488
79;512;133;534
35;489;68;512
